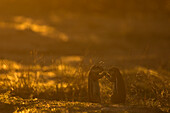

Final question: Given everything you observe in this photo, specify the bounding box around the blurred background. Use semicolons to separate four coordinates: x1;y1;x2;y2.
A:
0;1;170;112
0;0;170;69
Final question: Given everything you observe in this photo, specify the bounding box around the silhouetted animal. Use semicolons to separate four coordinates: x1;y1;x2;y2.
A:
106;67;126;104
88;65;104;103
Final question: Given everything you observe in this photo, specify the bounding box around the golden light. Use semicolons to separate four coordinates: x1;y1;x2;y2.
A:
2;64;8;70
0;16;69;42
60;56;83;63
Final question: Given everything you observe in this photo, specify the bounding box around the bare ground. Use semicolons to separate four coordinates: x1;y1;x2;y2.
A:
0;94;166;113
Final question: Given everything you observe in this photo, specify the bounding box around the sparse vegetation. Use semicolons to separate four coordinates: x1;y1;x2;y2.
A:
0;0;169;112
0;59;169;113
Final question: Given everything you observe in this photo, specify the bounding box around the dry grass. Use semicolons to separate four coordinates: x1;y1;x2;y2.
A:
0;59;169;113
